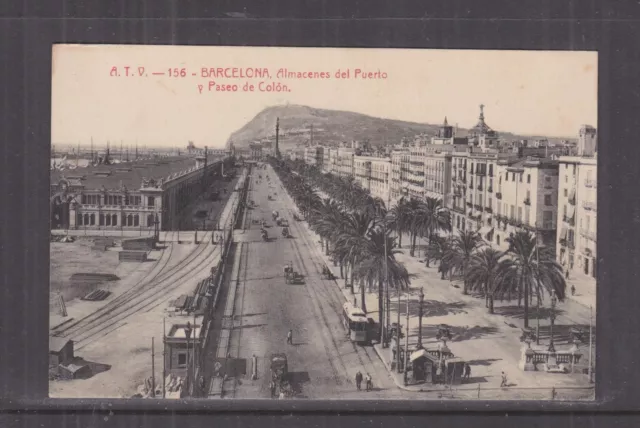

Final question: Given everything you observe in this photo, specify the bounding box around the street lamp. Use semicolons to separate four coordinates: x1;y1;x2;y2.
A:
417;288;425;349
548;291;557;353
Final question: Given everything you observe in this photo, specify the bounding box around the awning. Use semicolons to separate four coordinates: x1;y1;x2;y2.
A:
566;204;575;219
560;226;568;240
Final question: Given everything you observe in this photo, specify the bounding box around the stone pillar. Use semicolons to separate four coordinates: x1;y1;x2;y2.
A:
69;203;77;229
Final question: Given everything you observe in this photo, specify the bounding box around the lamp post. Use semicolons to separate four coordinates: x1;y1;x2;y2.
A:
548;291;557;353
417;288;424;349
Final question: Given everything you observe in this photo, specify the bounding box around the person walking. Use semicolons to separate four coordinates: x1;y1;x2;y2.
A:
365;373;372;392
270;381;276;398
500;372;508;387
287;329;293;345
463;363;471;383
571;284;576;296
355;371;363;391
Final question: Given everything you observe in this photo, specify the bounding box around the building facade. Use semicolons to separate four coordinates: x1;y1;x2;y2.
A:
304;146;324;169
353;155;392;205
50;155;232;232
390;149;410;204
556;155;597;278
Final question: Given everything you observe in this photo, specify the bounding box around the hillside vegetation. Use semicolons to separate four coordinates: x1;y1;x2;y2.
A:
226;104;561;149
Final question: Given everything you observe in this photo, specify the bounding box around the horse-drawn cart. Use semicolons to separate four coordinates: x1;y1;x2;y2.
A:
270;353;291;397
283;263;304;284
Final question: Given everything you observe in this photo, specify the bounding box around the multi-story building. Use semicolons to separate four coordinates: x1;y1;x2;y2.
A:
448;149;559;251
353;155;392;205
333;147;355;178
491;157;559;250
304;146;324;169
407;144;427;200
556;154;597;279
50;154;232;232
390;149;410;204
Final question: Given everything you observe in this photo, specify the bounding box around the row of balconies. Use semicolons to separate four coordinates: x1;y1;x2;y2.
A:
579;228;597;241
584;179;597;188
583;201;597;211
77;203;157;211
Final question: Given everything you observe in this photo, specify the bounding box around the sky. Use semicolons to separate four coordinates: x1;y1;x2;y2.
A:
52;45;597;149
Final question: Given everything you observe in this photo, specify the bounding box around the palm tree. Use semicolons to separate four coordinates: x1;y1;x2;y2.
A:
354;227;410;331
387;197;411;248
442;230;484;294
465;248;516;313
422;197;452;267
424;235;451;278
505;230;567;328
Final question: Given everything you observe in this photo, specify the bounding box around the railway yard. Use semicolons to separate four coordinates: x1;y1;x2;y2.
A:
49;174;241;398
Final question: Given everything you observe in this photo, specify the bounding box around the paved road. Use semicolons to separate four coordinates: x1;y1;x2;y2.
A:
220;166;405;399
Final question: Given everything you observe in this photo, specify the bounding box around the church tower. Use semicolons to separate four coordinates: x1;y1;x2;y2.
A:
438;116;453;138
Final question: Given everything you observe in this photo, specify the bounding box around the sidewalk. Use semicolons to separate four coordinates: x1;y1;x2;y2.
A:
564;272;596;309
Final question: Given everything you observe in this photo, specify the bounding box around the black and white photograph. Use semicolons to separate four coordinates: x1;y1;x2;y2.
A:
48;45;597;401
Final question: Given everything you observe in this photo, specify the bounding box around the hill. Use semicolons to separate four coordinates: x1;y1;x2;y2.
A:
226;104;566;149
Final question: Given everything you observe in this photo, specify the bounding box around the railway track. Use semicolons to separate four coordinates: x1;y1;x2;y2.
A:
272;169;386;382
53;200;235;345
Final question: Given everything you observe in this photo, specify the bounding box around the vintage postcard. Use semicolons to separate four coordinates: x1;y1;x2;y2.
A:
49;45;597;400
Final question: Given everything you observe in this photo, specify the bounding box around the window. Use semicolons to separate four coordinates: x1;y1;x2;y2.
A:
543;211;553;228
565;175;568;183
496;234;501;245
90;213;95;225
148;196;155;207
526;190;531;200
489;164;493;176
519;173;522;182
518;207;522;221
178;353;187;367
99;214;105;226
564;188;568;197
510;205;515;219
106;214;111;226
544;195;552;206
512;174;516;182
505;173;509;181
563;205;567;216
527;174;531;183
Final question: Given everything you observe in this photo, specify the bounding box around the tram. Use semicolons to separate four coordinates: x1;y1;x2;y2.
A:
342;302;369;344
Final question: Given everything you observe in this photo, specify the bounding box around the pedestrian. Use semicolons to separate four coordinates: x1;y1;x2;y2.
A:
287;329;293;345
571;285;576;296
500;371;508;387
270;381;276;398
463;363;471;382
355;371;363;391
365;373;372;391
279;391;285;399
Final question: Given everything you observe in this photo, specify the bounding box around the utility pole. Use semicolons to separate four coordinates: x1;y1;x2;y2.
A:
535;227;541;345
404;294;410;386
396;284;401;373
151;337;156;397
163;317;166;398
382;227;389;347
588;305;593;383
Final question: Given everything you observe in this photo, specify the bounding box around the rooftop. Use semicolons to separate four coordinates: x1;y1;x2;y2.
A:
51;156;220;191
50;336;72;352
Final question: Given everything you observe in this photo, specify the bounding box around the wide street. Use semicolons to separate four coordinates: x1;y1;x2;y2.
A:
203;163;595;400
209;165;403;399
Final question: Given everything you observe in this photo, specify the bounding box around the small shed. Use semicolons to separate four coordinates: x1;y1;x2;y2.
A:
410;349;440;384
58;361;92;380
443;357;466;386
49;336;74;366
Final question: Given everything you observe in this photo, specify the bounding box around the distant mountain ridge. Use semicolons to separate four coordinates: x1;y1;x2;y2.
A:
226;104;567;149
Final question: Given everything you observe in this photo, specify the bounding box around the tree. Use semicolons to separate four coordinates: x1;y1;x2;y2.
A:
422;197;452;267
505;230;567;328
355;228;410;331
387;197;411;248
465;248;516;313
442;230;484;294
